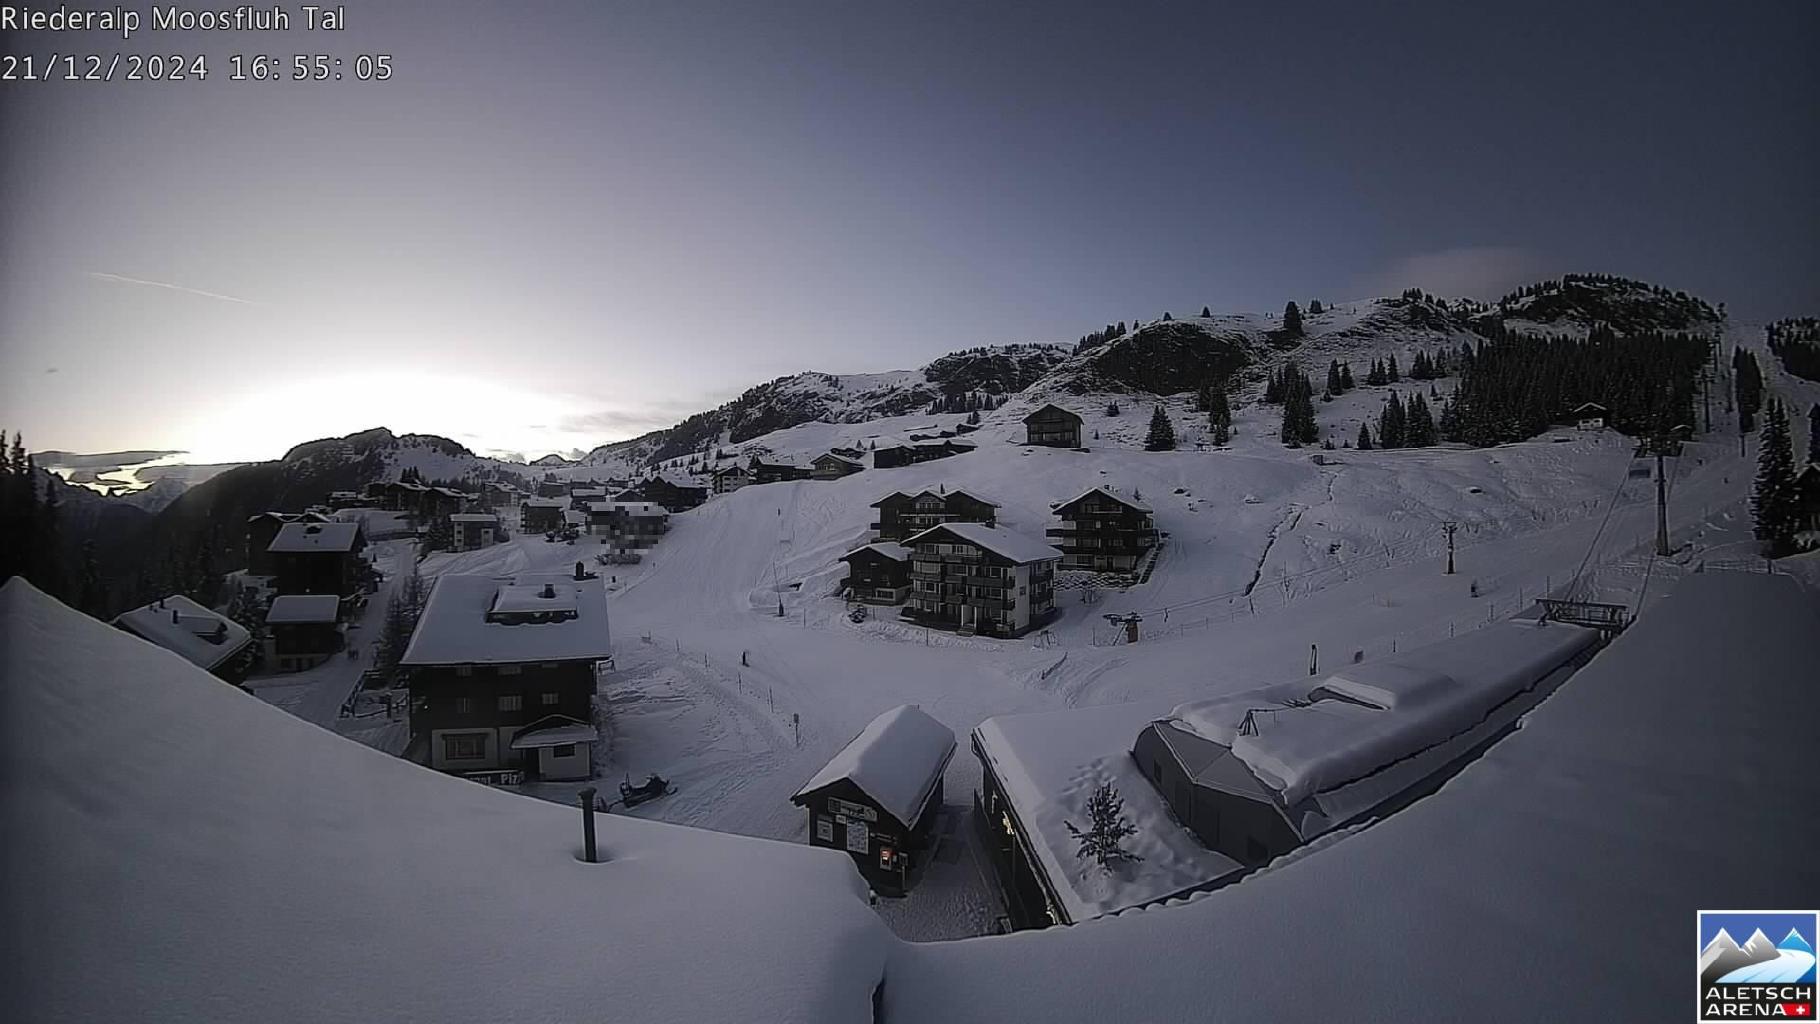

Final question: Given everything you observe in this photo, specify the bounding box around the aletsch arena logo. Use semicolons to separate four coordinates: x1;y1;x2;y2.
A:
1699;911;1817;1021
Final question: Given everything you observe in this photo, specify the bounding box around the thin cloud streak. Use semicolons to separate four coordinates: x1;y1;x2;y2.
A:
86;271;256;306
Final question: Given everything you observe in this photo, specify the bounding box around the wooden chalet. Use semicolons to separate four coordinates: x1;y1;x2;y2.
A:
520;497;567;533
1572;402;1608;430
568;486;610;509
421;487;473;519
839;542;912;605
401;568;611;781
1023;404;1083;448
811;452;867;480
902;522;1060;638
535;479;569;498
618;476;708;511
113;594;255;684
449;513;501;552
263;594;342;672
871;488;999;542
791;705;956;895
268;521;367;598
748;458;812;485
244;511;328;577
1046;487;1157;572
872;440;976;469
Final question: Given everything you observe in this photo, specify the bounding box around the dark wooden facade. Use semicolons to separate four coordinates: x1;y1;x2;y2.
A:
521;501;566;533
748;459;812;485
408;661;596;774
973;734;1069;929
1023;404;1083;448
873;441;977;469
811;453;866;480
271;528;367;598
793;775;945;896
269;620;342;672
871;490;998;542
840;545;910;604
1047;489;1157;572
617;477;709;511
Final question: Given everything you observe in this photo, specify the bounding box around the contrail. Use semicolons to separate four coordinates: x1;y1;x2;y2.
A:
86;271;255;305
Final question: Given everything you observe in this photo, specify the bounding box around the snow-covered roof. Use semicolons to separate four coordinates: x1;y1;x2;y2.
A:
112;594;251;672
1571;402;1608;414
264;594;341;625
973;701;1243;923
1;578;888;1024
815;452;865;468
522;497;566;509
266;521;362;554
793;705;956;830
1055;486;1152;514
449;513;498;523
842;542;911;563
508;714;598;749
588;501;667;515
895;571;1820;1024
1022;402;1082;423
904;522;1062;565
401;573;612;666
1167;620;1600;807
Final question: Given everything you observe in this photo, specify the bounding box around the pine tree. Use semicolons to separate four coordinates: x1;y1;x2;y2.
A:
1201;305;1212;318
1379;391;1406;448
1106;401;1121;417
1208;389;1232;445
1388;354;1401;383
1357;422;1373;450
1064;782;1142;872
1283;301;1304;336
1340;362;1355;390
1326;361;1343;397
1309;299;1324;314
1145;405;1177;451
1752;398;1798;556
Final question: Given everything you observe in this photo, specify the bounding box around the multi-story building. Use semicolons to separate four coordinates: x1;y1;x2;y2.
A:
1023;403;1083;448
587;501;670;548
839;542;911;604
402;569;612;781
1046;487;1157;572
902;522;1060;638
870;488;998;542
268;521;367;598
449;513;501;552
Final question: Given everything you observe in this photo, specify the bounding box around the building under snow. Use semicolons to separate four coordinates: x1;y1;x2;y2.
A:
112;593;255;683
267;520;367;598
263;593;342;672
974;617;1603;928
448;513;501;552
902;522;1060;638
400;569;612;780
870;487;999;542
1047;486;1157;573
791;704;956;895
840;542;912;605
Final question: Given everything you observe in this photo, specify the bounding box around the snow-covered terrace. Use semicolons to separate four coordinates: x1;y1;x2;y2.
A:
112;593;251;672
889;570;1820;1022
401;573;611;666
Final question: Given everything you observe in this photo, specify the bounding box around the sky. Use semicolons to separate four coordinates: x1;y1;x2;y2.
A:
2;1;1816;463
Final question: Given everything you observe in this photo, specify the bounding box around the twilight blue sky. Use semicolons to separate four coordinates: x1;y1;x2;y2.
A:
2;1;1816;462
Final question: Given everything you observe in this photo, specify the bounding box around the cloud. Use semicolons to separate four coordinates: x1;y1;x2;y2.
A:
1353;246;1548;301
86;271;255;305
556;403;700;436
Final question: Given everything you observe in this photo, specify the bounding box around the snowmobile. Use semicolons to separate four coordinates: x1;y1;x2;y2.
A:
619;773;674;808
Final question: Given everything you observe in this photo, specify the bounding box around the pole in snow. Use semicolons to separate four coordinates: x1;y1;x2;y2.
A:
1442;521;1458;575
793;713;801;748
1308;644;1318;676
578;787;599;863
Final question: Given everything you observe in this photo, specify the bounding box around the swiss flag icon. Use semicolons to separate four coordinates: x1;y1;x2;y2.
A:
1782;1004;1813;1017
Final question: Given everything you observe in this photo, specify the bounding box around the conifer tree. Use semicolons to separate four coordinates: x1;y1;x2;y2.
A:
1388;354;1401;383
1064;782;1142;872
1752;398;1798;556
1145;405;1177;451
1309;299;1324;314
1379;391;1406;448
1326;361;1343;396
1201;306;1212;318
1340;362;1355;390
1283;301;1304;336
1208;389;1232;445
1357;422;1373;450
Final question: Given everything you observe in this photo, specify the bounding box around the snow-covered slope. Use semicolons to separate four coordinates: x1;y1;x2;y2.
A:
0;578;892;1024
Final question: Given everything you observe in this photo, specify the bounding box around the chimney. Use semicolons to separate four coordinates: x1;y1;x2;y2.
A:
542;583;557;599
574;561;585;581
172;609;180;624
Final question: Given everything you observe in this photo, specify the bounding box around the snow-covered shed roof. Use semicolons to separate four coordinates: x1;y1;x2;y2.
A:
264;594;341;625
522;497;566;509
973;701;1243;923
1;578;889;1024
889;571;1820;1023
793;705;956;831
448;513;498;523
267;521;362;554
1055;486;1152;514
1166;619;1600;806
401;573;612;666
841;542;911;563
112;594;251;672
1571;401;1608;414
814;452;865;468
904;522;1062;565
588;501;667;516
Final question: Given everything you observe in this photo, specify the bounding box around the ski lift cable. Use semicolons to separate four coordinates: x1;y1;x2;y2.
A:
1567;449;1642;600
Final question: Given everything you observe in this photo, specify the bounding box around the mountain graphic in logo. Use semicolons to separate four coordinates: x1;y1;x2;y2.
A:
1701;923;1820;986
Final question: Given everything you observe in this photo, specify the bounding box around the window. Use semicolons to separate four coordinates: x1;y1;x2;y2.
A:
455;665;473;677
497;664;522;676
454;697;474;714
552;743;577;757
443;733;486;760
498;694;522;712
541;692;560;706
